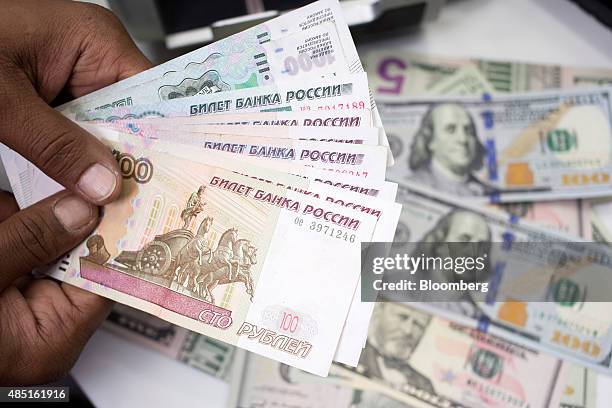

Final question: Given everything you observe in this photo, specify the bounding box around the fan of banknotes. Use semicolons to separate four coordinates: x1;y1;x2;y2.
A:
1;0;403;377
3;0;612;406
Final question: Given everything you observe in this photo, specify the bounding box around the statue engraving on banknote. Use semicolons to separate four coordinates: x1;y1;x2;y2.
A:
80;185;257;306
180;185;207;228
174;215;214;285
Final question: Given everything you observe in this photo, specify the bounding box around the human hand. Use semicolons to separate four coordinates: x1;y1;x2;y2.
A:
0;0;151;385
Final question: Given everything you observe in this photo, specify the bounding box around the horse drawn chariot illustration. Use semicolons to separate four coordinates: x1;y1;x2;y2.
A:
82;186;257;305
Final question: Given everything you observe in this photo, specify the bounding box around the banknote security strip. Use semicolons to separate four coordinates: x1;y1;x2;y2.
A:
481;92;500;204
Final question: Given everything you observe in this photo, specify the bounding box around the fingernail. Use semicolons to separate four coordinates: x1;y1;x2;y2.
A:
78;163;117;202
53;195;94;232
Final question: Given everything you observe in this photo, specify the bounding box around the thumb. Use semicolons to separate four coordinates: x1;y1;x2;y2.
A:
0;191;98;291
0;90;121;205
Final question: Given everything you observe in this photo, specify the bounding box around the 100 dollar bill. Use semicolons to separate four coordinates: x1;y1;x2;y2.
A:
380;87;612;202
392;181;612;372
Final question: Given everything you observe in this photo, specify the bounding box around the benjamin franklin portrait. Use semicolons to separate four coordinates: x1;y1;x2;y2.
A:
415;209;492;279
416;209;492;316
409;103;487;196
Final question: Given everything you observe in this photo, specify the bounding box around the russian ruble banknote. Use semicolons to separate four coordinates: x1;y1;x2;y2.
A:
125;130;387;180
104;304;235;380
59;0;393;163
119;133;398;366
230;303;597;408
100;124;401;365
364;51;612;96
72;22;351;110
60;0;356;114
6;140;387;375
75;73;372;123
378;87;612;202
61;146;378;376
106;122;380;145
2;123;401;374
109;110;372;128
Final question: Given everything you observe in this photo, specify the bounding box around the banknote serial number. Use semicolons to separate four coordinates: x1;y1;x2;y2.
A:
299;101;366;111
294;217;356;242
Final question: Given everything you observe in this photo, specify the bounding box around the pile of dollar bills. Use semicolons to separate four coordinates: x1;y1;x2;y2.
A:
3;0;612;406
229;41;612;408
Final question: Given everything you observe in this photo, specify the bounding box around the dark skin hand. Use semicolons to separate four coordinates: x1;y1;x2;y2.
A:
0;0;151;385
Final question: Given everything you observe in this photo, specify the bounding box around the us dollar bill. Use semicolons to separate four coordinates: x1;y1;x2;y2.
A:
391;181;612;372
369;58;590;239
230;303;567;408
364;51;612;96
379;87;612;202
230;351;411;408
491;199;591;239
589;198;612;245
426;65;494;96
368;52;591;239
556;363;598;408
104;304;235;380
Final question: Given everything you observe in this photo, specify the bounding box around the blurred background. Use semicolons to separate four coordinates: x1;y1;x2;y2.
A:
44;0;612;406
